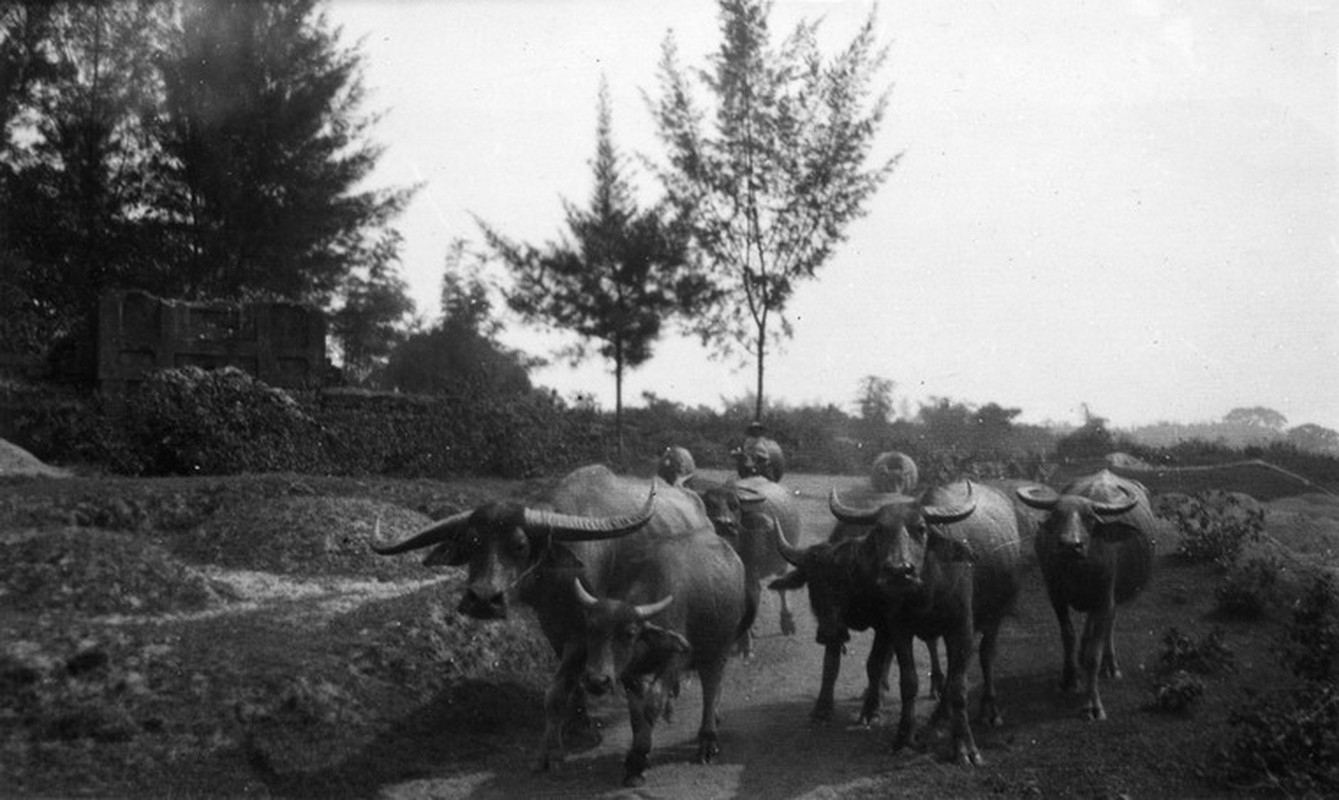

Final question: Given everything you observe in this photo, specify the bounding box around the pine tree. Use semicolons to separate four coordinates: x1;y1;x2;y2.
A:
481;78;708;458
155;0;414;306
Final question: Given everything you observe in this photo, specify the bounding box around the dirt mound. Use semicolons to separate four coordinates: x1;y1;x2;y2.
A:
182;496;441;579
0;438;71;479
0;528;234;615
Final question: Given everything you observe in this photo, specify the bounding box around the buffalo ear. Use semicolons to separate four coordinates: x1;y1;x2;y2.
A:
423;540;470;567
930;534;976;563
621;624;692;688
639;623;691;655
1095;522;1143;543
769;569;808;591
543;542;584;571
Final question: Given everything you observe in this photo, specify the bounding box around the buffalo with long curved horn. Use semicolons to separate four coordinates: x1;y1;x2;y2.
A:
371;464;751;787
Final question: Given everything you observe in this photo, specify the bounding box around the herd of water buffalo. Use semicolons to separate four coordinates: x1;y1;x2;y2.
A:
370;433;1158;788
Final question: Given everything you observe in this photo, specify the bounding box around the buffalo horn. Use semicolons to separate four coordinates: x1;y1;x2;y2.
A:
371;509;473;555
523;485;657;541
1089;487;1139;517
829;488;912;523
1015;484;1060;511
735;485;766;505
574;577;600;608
634;595;675;619
923;479;978;523
769;514;806;566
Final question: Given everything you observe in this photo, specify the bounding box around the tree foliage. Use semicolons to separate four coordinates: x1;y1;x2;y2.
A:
1224;406;1287;431
155;0;415;305
0;0;415;371
648;0;897;419
382;241;535;398
856;375;894;425
480;78;704;452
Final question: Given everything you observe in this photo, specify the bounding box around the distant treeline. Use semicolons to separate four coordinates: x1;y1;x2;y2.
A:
5;370;1337;497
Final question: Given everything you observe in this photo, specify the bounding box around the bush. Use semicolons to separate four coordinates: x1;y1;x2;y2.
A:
1151;670;1204;714
1223;682;1339;795
118;367;326;476
1217;574;1339;794
1157;627;1235;675
1214;558;1280;619
1281;574;1339;685
1166;491;1265;568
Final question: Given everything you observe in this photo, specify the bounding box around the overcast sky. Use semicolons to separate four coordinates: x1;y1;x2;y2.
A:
329;0;1338;432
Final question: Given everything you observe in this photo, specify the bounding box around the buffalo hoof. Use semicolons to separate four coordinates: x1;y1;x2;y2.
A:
809;704;835;725
977;698;1004;728
622;771;647;788
534;752;564;773
954;743;984;767
892;726;922;753
780;609;797;637
1081;704;1107;722
695;734;721;764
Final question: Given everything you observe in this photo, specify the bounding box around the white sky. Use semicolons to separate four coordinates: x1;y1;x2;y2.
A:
329;0;1339;432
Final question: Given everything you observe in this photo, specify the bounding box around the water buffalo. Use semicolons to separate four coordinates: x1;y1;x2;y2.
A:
570;515;752;786
371;465;751;784
657;447;803;655
1015;469;1157;721
768;500;945;725
822;480;1024;766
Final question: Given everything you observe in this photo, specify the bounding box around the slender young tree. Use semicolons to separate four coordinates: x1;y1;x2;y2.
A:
480;79;708;457
649;0;898;420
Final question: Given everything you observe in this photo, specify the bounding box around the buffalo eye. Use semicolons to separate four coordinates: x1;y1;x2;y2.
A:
506;530;530;559
617;624;639;645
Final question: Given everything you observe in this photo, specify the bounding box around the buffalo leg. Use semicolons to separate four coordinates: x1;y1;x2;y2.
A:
695;657;728;764
1080;610;1115;721
778;590;797;636
944;620;983;766
1100;610;1122;678
923;636;945;699
622;678;668;787
860;627;894;725
1047;584;1079;691
812;643;844;722
890;632;921;752
977;624;1004;728
538;647;586;771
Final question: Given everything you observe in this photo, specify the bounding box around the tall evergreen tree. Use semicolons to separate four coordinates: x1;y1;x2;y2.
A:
649;0;897;420
155;0;414;306
0;2;170;359
480;79;708;457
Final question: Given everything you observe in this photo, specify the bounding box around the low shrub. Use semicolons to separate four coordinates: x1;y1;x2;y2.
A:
1222;682;1339;795
1281;573;1339;685
1151;670;1204;714
1217;574;1339;794
1214;557;1280;619
1166;490;1265;568
118;367;326;476
1157;626;1235;675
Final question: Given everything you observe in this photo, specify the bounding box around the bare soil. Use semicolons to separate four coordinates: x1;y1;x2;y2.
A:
1;468;1335;799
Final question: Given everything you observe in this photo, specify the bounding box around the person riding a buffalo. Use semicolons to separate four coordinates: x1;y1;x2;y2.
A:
733;421;785;483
